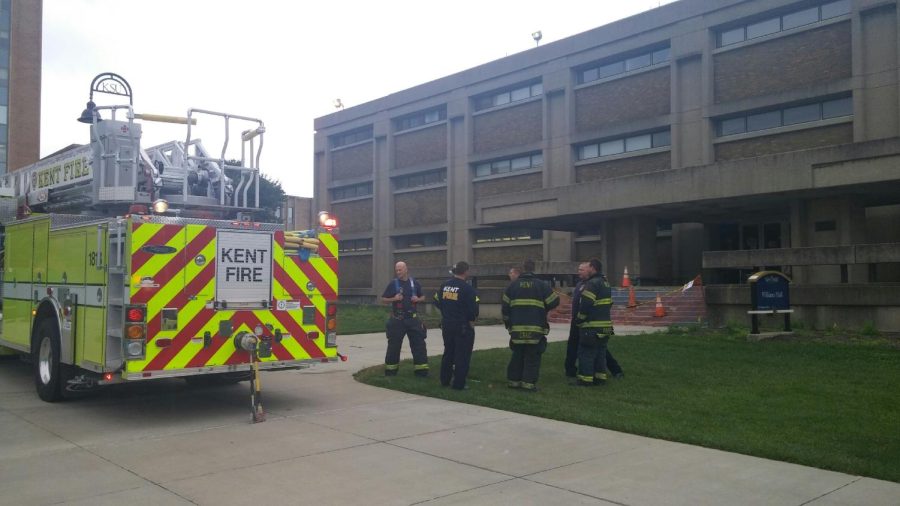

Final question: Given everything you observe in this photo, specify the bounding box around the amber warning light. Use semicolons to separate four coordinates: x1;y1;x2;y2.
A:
318;211;338;230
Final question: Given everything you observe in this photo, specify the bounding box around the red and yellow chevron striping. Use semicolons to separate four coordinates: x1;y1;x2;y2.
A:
125;220;338;377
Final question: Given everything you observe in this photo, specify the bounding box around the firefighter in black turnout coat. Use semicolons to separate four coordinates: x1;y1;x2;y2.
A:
433;261;480;390
502;259;560;391
574;259;615;386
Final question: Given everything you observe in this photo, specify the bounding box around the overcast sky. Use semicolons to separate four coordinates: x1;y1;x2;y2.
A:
41;0;676;197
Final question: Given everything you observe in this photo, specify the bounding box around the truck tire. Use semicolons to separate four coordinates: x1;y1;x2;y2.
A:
33;319;63;402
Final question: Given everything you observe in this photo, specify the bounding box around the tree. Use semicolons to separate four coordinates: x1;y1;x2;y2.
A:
225;160;285;223
256;172;286;223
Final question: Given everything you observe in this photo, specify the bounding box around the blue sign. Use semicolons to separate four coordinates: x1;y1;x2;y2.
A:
749;271;791;311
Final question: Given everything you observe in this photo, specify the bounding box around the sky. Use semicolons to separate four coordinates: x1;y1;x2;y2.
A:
41;0;676;197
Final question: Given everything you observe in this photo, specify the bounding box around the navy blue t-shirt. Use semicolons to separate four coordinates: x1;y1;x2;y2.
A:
382;277;423;316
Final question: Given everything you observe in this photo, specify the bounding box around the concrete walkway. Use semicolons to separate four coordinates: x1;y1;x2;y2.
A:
1;324;897;505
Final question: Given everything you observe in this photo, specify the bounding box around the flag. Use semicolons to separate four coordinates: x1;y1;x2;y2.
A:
682;275;702;293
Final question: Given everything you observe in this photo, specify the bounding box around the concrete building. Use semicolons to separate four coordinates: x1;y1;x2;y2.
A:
5;0;42;174
313;0;900;330
281;194;313;231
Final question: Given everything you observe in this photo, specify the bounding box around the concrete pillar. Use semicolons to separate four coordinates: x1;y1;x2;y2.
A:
857;3;900;140
604;216;657;285
839;196;868;283
311;149;326;218
852;2;866;141
699;25;716;165
631;216;658;285
447;108;470;263
600;218;614;284
543;83;574;263
372;127;392;295
670;25;706;169
790;199;809;283
673;223;704;282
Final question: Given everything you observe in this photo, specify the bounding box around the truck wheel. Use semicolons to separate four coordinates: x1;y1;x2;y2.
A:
33;319;63;402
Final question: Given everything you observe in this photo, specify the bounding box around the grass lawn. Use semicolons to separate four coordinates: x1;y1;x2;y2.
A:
355;327;900;483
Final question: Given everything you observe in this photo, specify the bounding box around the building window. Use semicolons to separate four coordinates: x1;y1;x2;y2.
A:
578;46;670;85
657;220;673;237
394;168;446;190
474;82;543;111
716;96;852;137
474;153;543;178
330;126;373;149
717;0;850;48
395;232;447;249
331;181;373;200
286;207;294;223
339;238;373;253
395;106;446;132
473;228;543;244
577;130;670;161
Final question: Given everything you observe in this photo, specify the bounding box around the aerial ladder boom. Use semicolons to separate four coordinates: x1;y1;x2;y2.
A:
0;73;265;221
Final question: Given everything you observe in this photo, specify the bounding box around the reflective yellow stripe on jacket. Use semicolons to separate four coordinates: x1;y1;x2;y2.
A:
509;299;546;309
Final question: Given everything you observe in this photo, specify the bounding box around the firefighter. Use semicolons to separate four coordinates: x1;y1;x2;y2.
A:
433;261;479;390
574;258;615;386
381;261;428;377
502;259;560;392
566;262;624;379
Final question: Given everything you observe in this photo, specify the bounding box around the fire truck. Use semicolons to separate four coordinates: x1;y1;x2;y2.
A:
0;73;340;417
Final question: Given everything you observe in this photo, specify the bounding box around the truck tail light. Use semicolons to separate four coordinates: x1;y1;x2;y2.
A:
325;303;337;348
127;307;145;322
124;304;147;360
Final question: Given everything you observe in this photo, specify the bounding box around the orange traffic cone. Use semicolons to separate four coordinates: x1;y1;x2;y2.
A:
654;294;666;317
627;286;637;308
621;267;632;288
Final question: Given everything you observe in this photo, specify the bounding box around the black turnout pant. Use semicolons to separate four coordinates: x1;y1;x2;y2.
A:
440;321;475;389
577;329;611;383
385;317;428;375
507;336;547;388
566;322;622;377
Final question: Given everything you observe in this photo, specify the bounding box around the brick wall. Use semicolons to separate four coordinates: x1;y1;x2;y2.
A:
575;68;670;132
7;0;41;172
331;199;373;233
473;244;543;264
715;123;853;161
395;250;447;268
473;101;542;153
331;144;373;181
575;152;671;182
394;187;447;228
474;172;543;199
714;22;851;103
339;255;373;288
394;124;447;169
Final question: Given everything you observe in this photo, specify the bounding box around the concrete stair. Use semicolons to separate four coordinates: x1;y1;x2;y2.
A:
548;286;707;327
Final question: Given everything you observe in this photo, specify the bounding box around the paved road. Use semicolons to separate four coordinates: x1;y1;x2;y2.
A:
1;324;897;505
